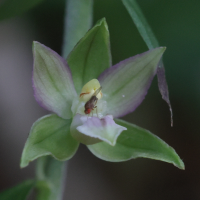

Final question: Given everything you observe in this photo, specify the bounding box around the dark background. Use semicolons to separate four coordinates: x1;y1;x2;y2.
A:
0;0;200;199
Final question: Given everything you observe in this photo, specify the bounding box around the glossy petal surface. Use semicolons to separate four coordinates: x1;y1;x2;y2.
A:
20;114;79;168
98;47;165;118
33;41;77;119
88;119;184;169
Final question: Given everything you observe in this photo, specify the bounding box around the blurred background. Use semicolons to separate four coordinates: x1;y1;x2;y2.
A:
0;0;200;199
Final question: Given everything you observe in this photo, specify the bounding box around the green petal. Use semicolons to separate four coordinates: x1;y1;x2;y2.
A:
33;41;77;119
88;119;184;169
20;114;79;168
99;47;165;118
67;18;111;94
0;180;35;200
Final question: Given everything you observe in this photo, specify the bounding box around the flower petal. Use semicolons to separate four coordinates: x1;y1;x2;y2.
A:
71;114;127;146
70;114;102;145
88;119;184;170
33;41;77;119
67;18;111;94
98;47;165;118
20;114;79;168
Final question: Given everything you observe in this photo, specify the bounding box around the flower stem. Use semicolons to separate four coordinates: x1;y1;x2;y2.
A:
35;0;93;199
62;0;93;59
36;156;67;200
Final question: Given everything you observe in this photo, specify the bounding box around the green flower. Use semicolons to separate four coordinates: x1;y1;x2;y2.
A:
20;19;184;170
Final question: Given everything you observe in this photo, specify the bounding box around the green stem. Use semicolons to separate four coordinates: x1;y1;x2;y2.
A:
36;157;66;200
62;0;93;59
36;0;93;199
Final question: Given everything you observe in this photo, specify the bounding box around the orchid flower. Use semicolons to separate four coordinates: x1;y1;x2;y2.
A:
20;19;184;169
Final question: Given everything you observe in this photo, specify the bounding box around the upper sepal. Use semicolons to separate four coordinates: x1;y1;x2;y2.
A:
33;41;77;119
67;18;112;94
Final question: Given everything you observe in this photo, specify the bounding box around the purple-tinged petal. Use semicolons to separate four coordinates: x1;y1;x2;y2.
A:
73;115;127;146
70;114;101;145
157;61;173;126
33;41;77;119
98;47;165;118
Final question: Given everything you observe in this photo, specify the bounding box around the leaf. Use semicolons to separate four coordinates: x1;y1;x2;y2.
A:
98;47;165;118
122;0;158;49
122;0;173;126
62;0;93;59
0;0;45;21
88;119;184;169
67;18;112;94
35;180;51;200
20;114;79;168
0;180;35;200
33;41;77;119
36;156;67;200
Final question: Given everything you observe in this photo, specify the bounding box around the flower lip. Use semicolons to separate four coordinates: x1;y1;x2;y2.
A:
76;115;127;146
70;114;127;146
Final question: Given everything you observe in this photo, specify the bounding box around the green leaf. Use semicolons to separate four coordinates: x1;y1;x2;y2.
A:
36;157;66;200
67;18;111;94
0;180;35;200
0;0;45;21
122;0;158;49
122;0;173;126
35;180;51;200
62;0;93;59
88;119;184;169
20;114;79;168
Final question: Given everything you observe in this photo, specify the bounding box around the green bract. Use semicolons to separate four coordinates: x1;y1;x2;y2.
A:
20;18;184;170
